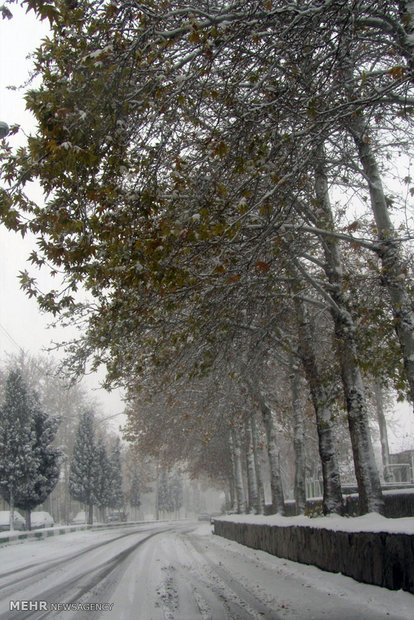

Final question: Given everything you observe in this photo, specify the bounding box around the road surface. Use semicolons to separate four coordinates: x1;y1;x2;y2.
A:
0;521;412;619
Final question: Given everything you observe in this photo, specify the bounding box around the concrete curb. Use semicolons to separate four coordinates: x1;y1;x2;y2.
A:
0;520;149;546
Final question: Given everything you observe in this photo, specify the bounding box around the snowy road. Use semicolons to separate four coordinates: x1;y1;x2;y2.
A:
0;521;412;620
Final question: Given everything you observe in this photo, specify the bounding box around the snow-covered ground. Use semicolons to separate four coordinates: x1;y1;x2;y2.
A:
0;521;412;619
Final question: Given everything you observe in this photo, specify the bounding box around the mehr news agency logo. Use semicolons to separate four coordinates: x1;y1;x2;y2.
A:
10;600;115;612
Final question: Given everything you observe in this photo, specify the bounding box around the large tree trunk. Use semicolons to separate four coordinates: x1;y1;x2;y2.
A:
313;143;384;515
374;381;393;483
251;412;265;514
25;509;32;531
228;430;239;512
227;478;235;512
246;418;260;514
224;486;233;512
289;352;306;515
88;502;94;525
397;1;414;78
9;488;15;533
230;427;247;514
259;400;285;515
336;338;384;513
294;296;344;515
155;473;160;520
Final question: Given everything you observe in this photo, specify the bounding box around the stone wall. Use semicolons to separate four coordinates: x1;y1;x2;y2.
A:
214;520;414;594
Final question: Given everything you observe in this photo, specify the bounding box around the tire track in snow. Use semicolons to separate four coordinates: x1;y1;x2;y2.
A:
182;531;282;619
150;528;282;619
155;566;179;620
0;526;157;586
0;528;170;620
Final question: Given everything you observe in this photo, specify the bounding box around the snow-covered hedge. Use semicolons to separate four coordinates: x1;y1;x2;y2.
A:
214;514;414;594
264;489;414;518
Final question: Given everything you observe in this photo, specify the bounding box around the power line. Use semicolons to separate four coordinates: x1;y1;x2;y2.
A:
0;321;24;353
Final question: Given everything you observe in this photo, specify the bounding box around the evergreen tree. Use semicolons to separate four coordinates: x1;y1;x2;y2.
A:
0;369;37;531
69;409;99;524
170;473;183;517
0;352;95;525
13;399;62;530
129;464;141;519
95;437;112;521
108;436;124;511
157;472;170;517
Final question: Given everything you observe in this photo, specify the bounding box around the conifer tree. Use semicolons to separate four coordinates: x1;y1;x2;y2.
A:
170;473;183;518
108;436;124;511
157;472;171;517
129;464;141;520
69;409;99;524
95;437;112;521
13;399;62;530
0;369;37;531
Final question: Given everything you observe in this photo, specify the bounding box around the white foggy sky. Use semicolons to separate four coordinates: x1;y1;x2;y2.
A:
0;4;125;428
0;4;412;448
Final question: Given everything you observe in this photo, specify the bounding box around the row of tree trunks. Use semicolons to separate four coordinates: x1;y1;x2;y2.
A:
229;299;391;518
241;373;286;515
228;399;284;516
